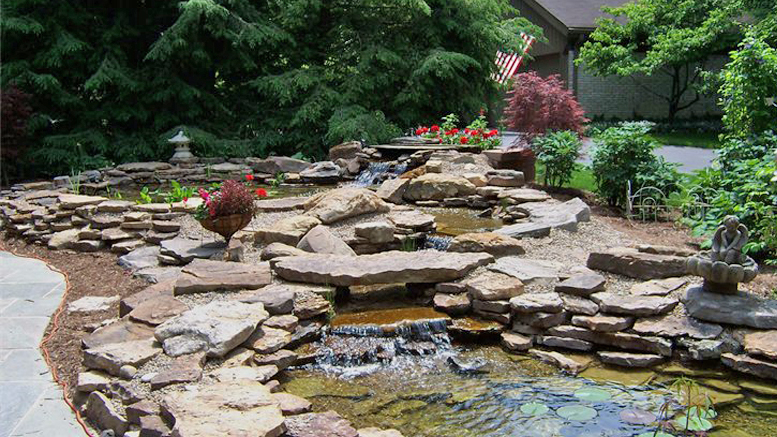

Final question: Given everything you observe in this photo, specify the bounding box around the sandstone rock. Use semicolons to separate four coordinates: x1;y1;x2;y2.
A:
597;351;665;368
101;227;137;241
472;299;510;314
254;349;298;370
473;309;511;324
433;293;471;315
246;326;292;354
86;392;129;435
77;371;112;393
300;161;342;184
238;285;296;315
529;349;589;374
272;393;312;415
255;197;309;212
496;188;550;203
82;319;156;349
329;141;362;161
435;282;468;294
84;338;162;376
538;335;593;351
139;414;171;437
488;257;562;284
117;162;172;172
744;330;777;360
590;292;678;317
354;222;394;244
97;200;133;213
683;286;777;329
69;296;119;313
486;169;524;187
587;247;687;279
358;428;404;437
152;220;180;233
721;353;777;380
297;225;356;256
294;290;331;319
465;271;524;301
133;203;172;214
546;326;673;356
258;215;321;245
560;294;599;316
264;315;300;332
500;332;532;351
71;239;104;252
126;400;158;425
154;300;269;357
129;296;188;326
261;243;309;260
462;173;488;187
125;212;151;222
120;280;175;316
403;173;477;201
284;410;358;437
510;292;563;314
161;380;286;436
376;178;409;204
632;314;722;339
149;352;205;390
90;215;123;229
208;365;279;383
174;259;272;294
676;337;735;360
48;228;80;249
571;314;634;332
496;198;590;238
304;188;390;224
249;156;311;174
447;232;525;257
159;237;223;265
519;311;569;328
59;194;108;209
119;246;161;271
274;250;493;286
630;277;688;296
387;210;436;232
121;220;153;231
555;274;606;297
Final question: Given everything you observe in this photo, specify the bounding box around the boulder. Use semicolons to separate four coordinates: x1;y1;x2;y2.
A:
154;300;269;357
403;173;477;201
297;225;356;256
376;178;409;204
554;274;606;296
257;215;321;246
486;169;525;187
161;380;286;436
260;243;309;260
354;222;395;244
174;259;272;294
509;292;563;314
329;141;362;161
273;250;493;287
596;352;665;368
83;339;162;376
447;232;525;257
159;237;223;265
464;271;524;301
571;315;633;332
304;188;390;224
682;286;777;329
632;314;723;339
721;353;777;380
590;292;678;317
587;247;687;279
433;293;471;315
300;161;341;184
744;330;777;360
488;257;562;284
284;410;358;437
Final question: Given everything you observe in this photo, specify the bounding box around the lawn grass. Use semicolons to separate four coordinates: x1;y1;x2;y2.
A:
650;131;721;149
535;163;597;192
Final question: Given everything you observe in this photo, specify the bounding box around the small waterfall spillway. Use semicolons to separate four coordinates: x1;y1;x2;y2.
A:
352;162;408;187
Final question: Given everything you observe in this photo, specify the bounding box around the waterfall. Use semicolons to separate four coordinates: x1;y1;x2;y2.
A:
425;235;452;251
351;162;407;187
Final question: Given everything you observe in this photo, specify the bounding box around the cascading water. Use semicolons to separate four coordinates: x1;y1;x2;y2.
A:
351;162;408;187
424;235;452;251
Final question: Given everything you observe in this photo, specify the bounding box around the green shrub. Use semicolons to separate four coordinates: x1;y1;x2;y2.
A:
591;122;679;206
532;130;582;188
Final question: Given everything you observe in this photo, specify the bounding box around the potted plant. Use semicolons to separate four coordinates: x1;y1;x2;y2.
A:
195;180;258;240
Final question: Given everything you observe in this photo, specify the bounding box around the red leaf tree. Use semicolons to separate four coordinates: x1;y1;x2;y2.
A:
501;72;588;138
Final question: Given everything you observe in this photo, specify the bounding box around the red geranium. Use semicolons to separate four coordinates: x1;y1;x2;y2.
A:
430;125;440;132
460;136;469;144
255;188;268;197
245;174;254;181
451;128;459;134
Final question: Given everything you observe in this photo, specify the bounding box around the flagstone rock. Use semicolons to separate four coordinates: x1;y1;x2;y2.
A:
48;228;80;249
261;243;309;260
354;222;395;244
270;393;312;416
84;338;162;376
358;427;404;437
387;210;436;232
90;215;123;229
501;332;533;351
294;290;331;319
128;296;188;326
264;315;300;332
174;259;272;294
520;311;569;328
257;215;321;246
71;239;104;252
159;237;223;265
161;379;286;437
119;246;162;271
117;162;172;172
488;257;563;284
683;286;777;329
560;294;599;316
273;250;493;286
472;299;510;314
256;197;309;212
86;392;129;435
497;188;550;203
632;314;723;339
304;188;389;224
246;326;293;354
154;300;269;357
529;349;589;374
510;292;563;314
587;247;687;279
497;198;590;237
133;203;172;214
538;335;593;351
120;280;175;316
721;353;777;380
208;365;279;383
433;293;471;315
447;232;525;257
97;200;133;213
744;330;777;360
402;173;477;202
102;227;137;241
555;274;606;297
597;351;665;368
255;349;298;370
297;225;356;256
77;371;112;393
546;325;673;356
238;285;296;315
149;352;205;390
82;319;156;349
571;314;634;332
69;296;119;313
465;271;524;301
376;178;409;204
250;156;312;174
284;410;358;437
630;278;688;296
59;194;108;209
590;292;678;317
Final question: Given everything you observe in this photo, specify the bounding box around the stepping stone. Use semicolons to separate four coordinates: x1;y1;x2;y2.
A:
255;197;309;212
83;338;162;376
510;292;563;314
721;353;777;381
273;250;493;287
501;332;533;351
488;257;563;284
161;380;285;436
496;198;590;237
58;194;107;209
538;335;593;351
447;232;525;257
683;286;777;329
571;314;633;332
529;349;590;374
128;296;188;326
587;247;687;279
590;292;678;317
632;314;723;339
560;294;599;316
597;351;665;368
555;274;606;296
433;293;471;315
630;277;688;296
154;300;269;357
82;319;155;349
159;237;223;265
465;271;524;301
207;365;279;384
272;393;312;415
174;259;272;294
68;295;119;313
284;410;359;437
149;352;205;390
744;330;777;360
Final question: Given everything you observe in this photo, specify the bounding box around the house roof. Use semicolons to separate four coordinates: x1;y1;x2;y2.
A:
531;0;629;32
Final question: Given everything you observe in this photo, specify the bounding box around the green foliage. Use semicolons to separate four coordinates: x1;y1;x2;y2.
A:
2;0;542;178
532;131;582;188
161;180;196;204
136;186;156;205
591;122;680;206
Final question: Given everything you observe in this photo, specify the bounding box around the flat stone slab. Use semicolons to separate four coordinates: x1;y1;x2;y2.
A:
510;292;563;314
118;246;161;271
744;330;777;360
560;294;599;316
590;292;678;317
555;274;606;296
174;259;272;294
255;197;309;212
304;188;390;224
587;247;687;279
571;314;633;332
68;295;119;313
597;352;665;368
284;410;358;437
488;257;563;284
160;237;224;264
496;198;590;238
682;286;777;329
529;349;590;374
82;319;155;349
632;314;723;339
721;353;777;381
630;278;688;296
464;271;524;301
129;296;188;326
273;250;493;286
58;194;107;209
83;338;162;376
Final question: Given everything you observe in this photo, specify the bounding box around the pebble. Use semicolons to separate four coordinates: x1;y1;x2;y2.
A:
119;365;138;380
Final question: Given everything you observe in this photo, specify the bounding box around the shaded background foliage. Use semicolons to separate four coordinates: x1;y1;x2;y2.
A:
1;0;541;179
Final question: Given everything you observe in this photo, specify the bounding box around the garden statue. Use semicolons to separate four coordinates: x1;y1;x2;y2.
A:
686;215;759;294
168;130;198;165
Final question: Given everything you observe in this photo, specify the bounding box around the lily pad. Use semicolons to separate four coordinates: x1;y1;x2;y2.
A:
573;387;612;402
521;402;550;416
635;432;674;437
557;405;598;421
674;415;714;432
687;406;717;419
619;408;657;425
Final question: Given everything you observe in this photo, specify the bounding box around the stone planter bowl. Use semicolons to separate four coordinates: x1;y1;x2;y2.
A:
199;212;253;241
686;252;759;290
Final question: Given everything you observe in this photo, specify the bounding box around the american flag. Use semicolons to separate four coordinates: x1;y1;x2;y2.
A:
493;33;536;85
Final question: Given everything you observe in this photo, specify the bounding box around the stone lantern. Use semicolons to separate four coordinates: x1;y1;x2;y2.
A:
169;130;197;165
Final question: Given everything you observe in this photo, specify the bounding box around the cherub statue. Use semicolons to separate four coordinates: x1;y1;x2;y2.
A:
710;215;748;264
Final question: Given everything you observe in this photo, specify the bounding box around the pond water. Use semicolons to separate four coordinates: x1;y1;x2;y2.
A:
428;208;503;236
107;183;325;203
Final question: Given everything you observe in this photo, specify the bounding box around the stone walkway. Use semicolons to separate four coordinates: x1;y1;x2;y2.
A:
0;251;85;437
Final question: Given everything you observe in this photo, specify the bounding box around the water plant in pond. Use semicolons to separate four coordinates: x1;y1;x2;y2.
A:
520;402;549;416
556;405;598;421
573;387;612;402
648;376;716;436
620;408;658;425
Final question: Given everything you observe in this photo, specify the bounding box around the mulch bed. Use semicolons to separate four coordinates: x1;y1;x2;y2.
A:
0;234;149;398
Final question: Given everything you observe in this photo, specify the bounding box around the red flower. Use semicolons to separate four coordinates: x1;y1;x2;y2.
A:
460;136;469;144
489;129;499;136
430;125;440;132
451;128;459;134
245;174;255;181
255;188;268;197
182;197;188;203
415;127;429;135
